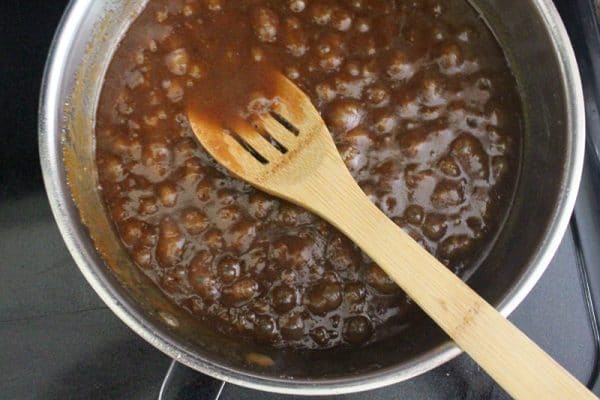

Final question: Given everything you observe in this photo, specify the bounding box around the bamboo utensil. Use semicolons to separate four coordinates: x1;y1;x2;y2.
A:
188;73;596;400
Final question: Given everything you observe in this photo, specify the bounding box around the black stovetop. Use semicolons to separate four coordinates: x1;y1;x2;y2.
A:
1;1;599;399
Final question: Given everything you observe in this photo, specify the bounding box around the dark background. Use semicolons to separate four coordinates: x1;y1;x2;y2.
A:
0;2;67;198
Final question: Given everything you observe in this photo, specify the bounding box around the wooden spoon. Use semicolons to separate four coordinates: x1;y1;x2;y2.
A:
188;72;596;399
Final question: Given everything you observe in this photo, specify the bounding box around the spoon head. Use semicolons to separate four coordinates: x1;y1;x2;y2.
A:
187;73;339;196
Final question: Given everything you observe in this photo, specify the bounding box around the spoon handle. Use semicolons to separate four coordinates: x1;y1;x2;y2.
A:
290;154;597;400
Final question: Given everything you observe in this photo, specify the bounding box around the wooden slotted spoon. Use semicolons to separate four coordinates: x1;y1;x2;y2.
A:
188;72;596;400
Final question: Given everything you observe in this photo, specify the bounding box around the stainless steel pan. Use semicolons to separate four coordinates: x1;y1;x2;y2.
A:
39;0;585;395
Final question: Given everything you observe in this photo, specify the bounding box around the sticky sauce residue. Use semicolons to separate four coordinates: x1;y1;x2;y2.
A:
90;0;523;350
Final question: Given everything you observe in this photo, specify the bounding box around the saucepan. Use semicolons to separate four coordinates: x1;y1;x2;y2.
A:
39;0;584;395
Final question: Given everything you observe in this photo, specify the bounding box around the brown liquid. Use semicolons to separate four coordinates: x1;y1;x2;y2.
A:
95;0;522;349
